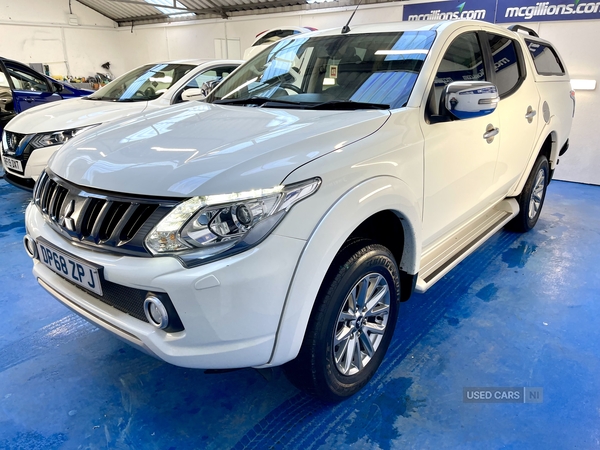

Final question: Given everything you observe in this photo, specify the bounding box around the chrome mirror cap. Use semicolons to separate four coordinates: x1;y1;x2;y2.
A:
442;81;499;120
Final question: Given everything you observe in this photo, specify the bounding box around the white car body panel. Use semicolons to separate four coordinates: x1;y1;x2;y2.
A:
51;103;390;197
6;97;149;134
23;20;573;373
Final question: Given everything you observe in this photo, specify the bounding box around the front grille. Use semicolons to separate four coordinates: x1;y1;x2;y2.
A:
2;130;27;155
2;131;34;173
34;170;179;256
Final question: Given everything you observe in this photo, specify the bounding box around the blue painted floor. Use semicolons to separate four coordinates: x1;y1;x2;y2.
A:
0;178;599;449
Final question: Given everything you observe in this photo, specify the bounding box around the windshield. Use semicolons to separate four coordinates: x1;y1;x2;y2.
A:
208;31;436;110
87;63;195;102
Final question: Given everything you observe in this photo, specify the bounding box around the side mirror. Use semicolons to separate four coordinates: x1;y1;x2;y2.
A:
181;88;206;102
441;81;499;120
53;82;64;93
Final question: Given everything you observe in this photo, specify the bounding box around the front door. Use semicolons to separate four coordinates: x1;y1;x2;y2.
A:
421;31;500;248
4;62;61;113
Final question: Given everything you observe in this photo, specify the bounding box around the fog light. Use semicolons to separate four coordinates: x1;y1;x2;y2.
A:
144;295;169;329
23;235;38;259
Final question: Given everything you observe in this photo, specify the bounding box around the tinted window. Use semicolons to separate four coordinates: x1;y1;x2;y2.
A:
254;29;298;47
5;64;51;93
488;34;522;96
430;32;486;115
525;40;565;76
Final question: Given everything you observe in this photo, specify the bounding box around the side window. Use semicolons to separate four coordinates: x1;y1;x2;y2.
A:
0;70;12;113
525;40;565;76
5;64;51;93
488;34;523;97
0;71;9;88
184;66;238;89
429;32;487;116
186;70;218;89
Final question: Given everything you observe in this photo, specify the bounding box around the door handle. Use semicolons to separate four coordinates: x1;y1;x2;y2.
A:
483;124;499;143
525;106;536;123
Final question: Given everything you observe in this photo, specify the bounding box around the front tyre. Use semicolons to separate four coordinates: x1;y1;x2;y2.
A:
284;242;400;402
507;154;550;232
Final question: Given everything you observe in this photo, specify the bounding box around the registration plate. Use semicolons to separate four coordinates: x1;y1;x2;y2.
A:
2;156;23;172
36;240;103;295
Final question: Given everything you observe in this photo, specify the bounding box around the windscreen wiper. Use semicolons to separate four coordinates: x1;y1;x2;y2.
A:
213;97;390;110
212;97;302;107
305;100;390;110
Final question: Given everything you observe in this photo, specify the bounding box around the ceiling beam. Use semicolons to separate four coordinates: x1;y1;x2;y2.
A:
106;0;191;12
115;0;308;23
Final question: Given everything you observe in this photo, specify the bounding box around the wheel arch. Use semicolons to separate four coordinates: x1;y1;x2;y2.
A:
511;128;559;197
266;176;421;367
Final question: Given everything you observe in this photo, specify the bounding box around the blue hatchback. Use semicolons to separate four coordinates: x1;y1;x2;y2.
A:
0;57;93;133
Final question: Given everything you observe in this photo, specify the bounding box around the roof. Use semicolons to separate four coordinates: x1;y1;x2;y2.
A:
76;0;410;26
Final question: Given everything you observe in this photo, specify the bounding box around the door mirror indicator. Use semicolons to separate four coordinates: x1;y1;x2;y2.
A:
441;81;499;120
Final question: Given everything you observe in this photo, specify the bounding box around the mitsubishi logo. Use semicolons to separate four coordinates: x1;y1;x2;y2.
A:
59;199;76;231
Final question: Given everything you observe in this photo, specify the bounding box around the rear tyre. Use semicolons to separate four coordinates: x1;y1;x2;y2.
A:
284;241;400;402
507;154;550;232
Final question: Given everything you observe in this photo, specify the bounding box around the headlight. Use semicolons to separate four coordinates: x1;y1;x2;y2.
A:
1;130;7;150
29;125;98;149
145;177;321;266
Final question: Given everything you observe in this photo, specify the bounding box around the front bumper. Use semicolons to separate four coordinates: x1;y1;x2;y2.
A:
25;202;306;369
2;144;61;189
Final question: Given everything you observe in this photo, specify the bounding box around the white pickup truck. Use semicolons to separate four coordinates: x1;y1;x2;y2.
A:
23;20;573;401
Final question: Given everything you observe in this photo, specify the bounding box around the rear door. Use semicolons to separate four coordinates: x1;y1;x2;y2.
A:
483;30;541;196
4;61;61;113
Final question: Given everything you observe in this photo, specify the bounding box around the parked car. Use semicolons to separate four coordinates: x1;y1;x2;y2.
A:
23;21;573;401
0;57;93;134
243;26;316;60
1;59;242;189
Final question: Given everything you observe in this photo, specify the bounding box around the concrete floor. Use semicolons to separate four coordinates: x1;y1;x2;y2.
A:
0;177;599;449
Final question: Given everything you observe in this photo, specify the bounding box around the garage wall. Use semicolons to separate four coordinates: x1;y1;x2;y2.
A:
0;0;124;77
115;3;410;69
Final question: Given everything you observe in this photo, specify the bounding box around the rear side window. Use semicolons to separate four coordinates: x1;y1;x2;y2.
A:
488;34;522;97
525;40;565;76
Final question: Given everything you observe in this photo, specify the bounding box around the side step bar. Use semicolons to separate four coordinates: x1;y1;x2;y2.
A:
415;198;519;293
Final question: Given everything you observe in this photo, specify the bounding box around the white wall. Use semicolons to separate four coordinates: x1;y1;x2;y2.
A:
114;3;408;70
0;0;123;76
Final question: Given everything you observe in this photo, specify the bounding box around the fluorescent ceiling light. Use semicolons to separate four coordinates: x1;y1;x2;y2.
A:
306;0;336;3
143;0;195;17
571;79;596;91
375;50;430;56
323;78;335;85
